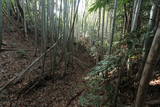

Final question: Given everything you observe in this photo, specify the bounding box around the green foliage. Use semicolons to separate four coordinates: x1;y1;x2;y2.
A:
90;55;121;76
89;0;133;13
80;52;123;106
89;0;110;12
119;0;133;7
80;32;143;106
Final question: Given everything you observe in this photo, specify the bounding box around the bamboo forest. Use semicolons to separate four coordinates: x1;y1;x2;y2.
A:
1;0;160;106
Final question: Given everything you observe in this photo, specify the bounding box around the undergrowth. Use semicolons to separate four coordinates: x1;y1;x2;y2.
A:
80;32;143;107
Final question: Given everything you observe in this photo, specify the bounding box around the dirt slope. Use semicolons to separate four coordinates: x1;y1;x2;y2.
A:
0;21;95;107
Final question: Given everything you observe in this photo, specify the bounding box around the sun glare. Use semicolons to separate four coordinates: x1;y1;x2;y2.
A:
78;0;86;16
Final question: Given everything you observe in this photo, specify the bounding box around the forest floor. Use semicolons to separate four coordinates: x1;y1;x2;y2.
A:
1;20;160;107
0;21;95;107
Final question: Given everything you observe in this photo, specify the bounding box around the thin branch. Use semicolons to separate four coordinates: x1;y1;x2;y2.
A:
65;89;85;107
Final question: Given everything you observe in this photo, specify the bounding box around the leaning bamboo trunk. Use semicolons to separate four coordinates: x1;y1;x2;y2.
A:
135;22;160;107
136;4;158;80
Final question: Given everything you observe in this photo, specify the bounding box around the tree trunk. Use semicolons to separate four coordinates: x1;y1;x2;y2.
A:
131;0;143;32
135;22;160;107
109;0;118;54
98;8;101;40
22;0;28;38
101;6;105;55
0;0;3;50
105;11;109;37
16;0;24;21
136;4;158;80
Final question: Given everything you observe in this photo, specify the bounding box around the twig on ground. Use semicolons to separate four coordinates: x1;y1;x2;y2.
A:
66;89;85;107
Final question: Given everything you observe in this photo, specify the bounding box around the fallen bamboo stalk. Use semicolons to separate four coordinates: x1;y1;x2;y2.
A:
0;36;62;92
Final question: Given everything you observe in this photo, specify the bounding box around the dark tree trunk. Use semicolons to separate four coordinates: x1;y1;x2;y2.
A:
16;0;24;22
135;22;160;107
